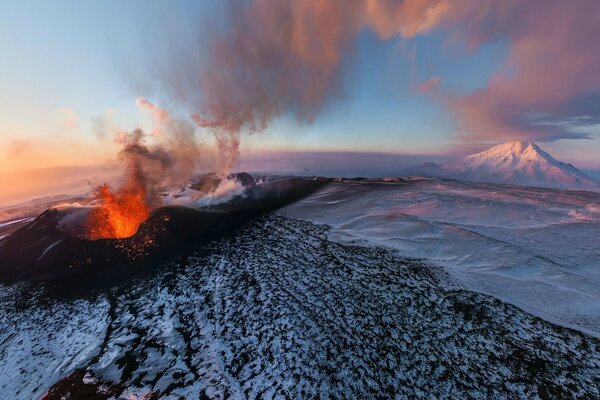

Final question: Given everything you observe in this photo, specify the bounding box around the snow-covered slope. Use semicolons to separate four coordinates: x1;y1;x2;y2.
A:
279;179;600;336
2;180;600;398
423;140;600;191
2;213;600;399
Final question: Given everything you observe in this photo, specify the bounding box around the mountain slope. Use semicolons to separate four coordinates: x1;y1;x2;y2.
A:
3;214;600;399
422;141;600;190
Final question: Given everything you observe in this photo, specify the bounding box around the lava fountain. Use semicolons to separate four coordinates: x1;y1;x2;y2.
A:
85;131;155;240
86;180;150;240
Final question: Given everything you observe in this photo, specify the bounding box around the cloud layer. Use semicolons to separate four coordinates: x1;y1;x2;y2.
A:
153;0;600;152
447;0;600;141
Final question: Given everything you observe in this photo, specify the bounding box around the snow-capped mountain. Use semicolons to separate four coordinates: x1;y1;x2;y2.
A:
421;140;600;190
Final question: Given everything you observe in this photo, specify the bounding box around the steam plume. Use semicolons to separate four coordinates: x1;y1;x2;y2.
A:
149;0;600;163
125;99;203;195
85;108;204;240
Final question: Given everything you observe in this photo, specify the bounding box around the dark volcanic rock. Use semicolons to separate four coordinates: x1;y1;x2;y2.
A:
39;369;128;400
3;215;597;399
0;177;325;284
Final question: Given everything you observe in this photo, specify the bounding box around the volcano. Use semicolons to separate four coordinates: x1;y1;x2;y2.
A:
418;140;600;191
0;174;325;284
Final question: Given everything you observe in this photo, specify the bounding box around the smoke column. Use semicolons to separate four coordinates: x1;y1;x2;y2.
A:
83;0;600;238
85;99;204;239
148;0;600;156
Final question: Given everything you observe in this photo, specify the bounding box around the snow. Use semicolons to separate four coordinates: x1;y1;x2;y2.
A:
426;140;600;191
278;178;600;336
0;217;32;229
1;177;599;398
3;215;599;398
0;284;110;398
38;239;64;260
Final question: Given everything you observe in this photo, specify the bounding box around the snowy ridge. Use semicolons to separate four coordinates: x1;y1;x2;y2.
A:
2;215;599;399
279;179;600;336
425;140;600;191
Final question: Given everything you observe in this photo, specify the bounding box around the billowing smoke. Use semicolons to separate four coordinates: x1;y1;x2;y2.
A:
84;99;205;239
149;0;599;152
136;97;169;137
158;0;369;175
124;99;203;194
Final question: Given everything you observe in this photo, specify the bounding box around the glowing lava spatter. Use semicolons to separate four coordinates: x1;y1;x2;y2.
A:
86;130;153;240
84;103;202;240
86;181;151;240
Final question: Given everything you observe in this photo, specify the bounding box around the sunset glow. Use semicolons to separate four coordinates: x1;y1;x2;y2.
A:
1;1;599;207
2;2;600;398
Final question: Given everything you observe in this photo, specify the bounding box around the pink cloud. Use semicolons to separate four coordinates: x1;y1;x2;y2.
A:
415;76;441;93
136;97;170;137
155;0;600;150
447;0;600;141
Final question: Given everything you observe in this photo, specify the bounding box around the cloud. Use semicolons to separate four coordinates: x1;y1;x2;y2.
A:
91;108;116;139
136;97;170;137
149;0;600;149
58;107;78;129
444;0;600;141
415;76;441;93
5;139;32;157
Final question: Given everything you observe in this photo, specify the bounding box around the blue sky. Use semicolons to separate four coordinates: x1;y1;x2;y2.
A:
1;0;599;172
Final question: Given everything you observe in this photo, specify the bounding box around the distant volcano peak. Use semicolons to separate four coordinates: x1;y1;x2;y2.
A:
469;139;544;157
463;140;554;168
495;139;538;151
419;140;599;191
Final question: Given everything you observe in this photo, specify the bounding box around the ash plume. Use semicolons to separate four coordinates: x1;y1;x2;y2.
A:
136;97;169;137
117;99;203;199
148;0;446;166
145;0;600;154
80;103;205;240
151;0;374;175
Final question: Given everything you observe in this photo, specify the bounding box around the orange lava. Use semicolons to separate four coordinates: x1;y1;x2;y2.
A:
86;183;151;240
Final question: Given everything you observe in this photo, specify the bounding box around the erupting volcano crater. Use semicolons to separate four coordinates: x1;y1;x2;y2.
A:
0;174;325;284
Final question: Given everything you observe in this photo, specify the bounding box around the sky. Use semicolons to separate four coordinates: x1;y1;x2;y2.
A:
1;0;600;178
